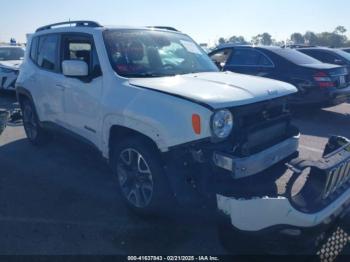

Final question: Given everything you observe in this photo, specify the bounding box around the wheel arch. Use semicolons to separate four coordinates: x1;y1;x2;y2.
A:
16;86;34;105
108;124;163;162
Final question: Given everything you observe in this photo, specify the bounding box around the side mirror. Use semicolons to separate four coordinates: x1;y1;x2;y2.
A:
62;60;88;77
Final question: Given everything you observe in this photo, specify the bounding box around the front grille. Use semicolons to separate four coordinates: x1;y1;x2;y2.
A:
323;159;350;199
239;104;285;127
230;97;292;156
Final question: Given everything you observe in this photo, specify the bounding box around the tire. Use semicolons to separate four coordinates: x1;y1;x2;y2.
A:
21;99;51;146
111;136;175;216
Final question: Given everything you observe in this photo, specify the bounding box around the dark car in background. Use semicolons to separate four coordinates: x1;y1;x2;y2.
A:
209;45;350;107
297;47;350;72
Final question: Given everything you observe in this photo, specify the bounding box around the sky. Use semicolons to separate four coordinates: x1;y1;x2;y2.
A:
1;0;350;46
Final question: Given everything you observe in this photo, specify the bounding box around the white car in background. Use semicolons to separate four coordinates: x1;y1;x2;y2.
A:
0;46;25;91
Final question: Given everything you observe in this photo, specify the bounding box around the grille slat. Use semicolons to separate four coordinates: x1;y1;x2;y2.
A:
335;163;347;190
323;169;336;199
329;168;341;194
323;160;350;199
345;162;350;182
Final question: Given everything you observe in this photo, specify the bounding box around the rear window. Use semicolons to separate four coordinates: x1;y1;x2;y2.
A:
333;49;350;61
271;48;321;65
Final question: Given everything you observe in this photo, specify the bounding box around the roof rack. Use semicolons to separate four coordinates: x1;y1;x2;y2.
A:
147;26;179;32
36;20;102;32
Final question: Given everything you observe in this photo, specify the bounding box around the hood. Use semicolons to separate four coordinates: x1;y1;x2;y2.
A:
0;60;22;70
129;72;297;109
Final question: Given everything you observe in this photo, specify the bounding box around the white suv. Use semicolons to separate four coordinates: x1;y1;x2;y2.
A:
17;21;299;214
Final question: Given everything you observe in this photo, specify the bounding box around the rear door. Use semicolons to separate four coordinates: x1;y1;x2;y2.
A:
224;48;275;77
60;33;103;144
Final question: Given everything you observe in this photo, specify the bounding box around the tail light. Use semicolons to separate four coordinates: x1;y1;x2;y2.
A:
314;71;335;88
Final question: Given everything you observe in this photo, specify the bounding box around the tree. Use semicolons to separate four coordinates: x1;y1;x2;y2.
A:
251;33;272;46
304;31;318;45
228;35;248;44
317;32;347;47
290;33;304;45
334;26;347;35
218;37;227;46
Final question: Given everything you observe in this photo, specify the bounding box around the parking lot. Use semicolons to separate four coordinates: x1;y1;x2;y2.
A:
0;92;349;256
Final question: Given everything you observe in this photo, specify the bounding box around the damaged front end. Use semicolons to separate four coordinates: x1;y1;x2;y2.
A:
217;136;350;253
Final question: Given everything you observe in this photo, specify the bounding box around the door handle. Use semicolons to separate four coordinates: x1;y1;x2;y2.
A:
55;84;67;91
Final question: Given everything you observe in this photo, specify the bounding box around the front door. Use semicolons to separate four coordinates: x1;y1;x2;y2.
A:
60;33;103;145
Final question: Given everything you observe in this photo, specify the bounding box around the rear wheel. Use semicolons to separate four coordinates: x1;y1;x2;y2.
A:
111;136;175;216
21;99;50;145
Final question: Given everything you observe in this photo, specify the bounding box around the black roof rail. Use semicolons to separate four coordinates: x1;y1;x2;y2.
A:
147;26;179;32
36;20;102;32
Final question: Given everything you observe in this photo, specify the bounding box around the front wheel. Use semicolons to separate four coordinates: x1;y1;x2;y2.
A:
111;137;175;216
21;99;50;145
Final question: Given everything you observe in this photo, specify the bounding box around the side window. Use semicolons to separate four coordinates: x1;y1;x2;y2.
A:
62;35;101;76
228;49;260;66
30;37;39;63
37;34;59;71
210;49;232;64
258;54;274;67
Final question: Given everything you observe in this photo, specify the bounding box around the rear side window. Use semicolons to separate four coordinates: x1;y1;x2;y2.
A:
301;50;338;64
271;48;320;65
37;34;59;71
227;49;273;67
30;37;39;63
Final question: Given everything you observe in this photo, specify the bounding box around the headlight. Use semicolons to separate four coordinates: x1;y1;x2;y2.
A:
211;109;234;139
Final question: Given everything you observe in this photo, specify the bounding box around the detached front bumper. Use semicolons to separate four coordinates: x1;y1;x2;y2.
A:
213;135;299;179
217;136;350;252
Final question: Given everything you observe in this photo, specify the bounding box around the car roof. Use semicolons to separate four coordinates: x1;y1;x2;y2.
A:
212;44;284;53
297;46;333;51
33;21;184;36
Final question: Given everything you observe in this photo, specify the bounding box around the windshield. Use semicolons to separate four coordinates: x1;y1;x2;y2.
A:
271;48;322;65
333;49;350;61
0;47;24;61
103;29;219;78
